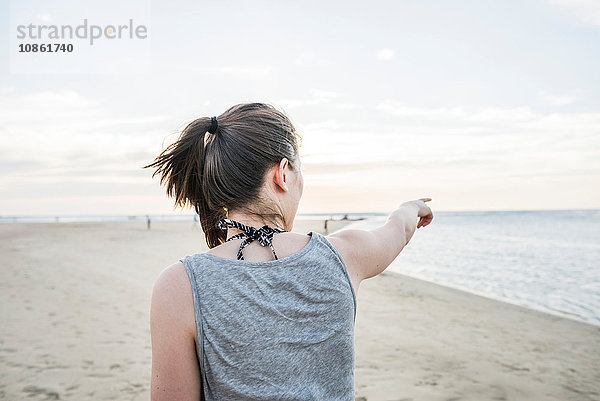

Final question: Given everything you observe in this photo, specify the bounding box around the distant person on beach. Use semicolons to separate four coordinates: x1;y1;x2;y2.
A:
143;103;434;400
146;215;151;230
324;218;328;233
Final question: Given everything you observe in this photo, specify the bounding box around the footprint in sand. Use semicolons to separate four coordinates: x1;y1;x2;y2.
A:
109;363;122;371
22;385;60;400
415;373;442;386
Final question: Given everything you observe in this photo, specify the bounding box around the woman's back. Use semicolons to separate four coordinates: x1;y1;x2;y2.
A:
145;103;433;400
180;231;357;400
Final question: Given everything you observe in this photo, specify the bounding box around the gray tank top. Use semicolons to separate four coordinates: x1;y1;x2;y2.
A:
179;230;357;400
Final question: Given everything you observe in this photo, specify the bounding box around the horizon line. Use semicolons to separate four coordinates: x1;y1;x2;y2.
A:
1;207;599;219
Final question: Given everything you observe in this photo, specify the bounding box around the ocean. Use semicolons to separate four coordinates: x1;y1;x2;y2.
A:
344;209;600;327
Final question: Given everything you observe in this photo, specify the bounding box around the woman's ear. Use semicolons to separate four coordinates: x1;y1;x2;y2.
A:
276;158;289;191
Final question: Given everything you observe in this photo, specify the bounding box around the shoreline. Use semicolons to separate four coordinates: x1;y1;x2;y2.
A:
380;269;600;329
382;269;600;330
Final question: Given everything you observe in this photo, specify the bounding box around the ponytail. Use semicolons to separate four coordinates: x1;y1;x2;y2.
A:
144;103;302;249
143;117;226;248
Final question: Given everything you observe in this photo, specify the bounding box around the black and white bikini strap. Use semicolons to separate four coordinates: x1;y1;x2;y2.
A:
217;218;287;260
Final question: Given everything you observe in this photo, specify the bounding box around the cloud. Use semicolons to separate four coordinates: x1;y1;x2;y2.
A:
546;0;600;26
0;90;173;190
537;90;577;106
376;48;395;61
296;101;600;196
310;88;340;100
376;101;540;126
278;88;342;109
303;158;497;175
292;52;329;67
3;90;598;213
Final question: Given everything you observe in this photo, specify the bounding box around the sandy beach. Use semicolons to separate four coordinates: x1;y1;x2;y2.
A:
1;219;599;401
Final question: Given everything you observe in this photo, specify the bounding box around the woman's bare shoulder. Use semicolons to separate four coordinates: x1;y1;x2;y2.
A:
150;261;202;399
154;261;189;294
151;261;196;337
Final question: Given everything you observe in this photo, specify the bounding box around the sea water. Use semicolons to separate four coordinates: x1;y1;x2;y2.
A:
344;210;600;327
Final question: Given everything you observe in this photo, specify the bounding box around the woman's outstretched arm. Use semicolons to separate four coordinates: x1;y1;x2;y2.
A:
150;262;202;401
328;198;433;284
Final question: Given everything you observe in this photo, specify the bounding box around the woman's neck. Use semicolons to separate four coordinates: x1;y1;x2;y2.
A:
224;213;286;237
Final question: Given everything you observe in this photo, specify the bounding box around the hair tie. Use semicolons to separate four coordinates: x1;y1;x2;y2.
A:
208;116;218;134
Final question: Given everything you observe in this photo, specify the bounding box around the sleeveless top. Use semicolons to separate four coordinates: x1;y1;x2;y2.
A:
179;231;357;401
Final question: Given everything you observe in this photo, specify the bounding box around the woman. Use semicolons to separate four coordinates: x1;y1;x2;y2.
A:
144;103;433;400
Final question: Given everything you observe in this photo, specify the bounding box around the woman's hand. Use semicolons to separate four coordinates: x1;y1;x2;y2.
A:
328;197;434;282
401;198;434;228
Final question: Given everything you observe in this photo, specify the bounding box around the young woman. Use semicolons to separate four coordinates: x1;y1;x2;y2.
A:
144;103;433;400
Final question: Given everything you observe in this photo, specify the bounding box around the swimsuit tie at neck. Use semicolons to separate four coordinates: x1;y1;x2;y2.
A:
217;218;287;260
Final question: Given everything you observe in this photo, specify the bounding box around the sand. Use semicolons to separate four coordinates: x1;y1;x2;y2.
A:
0;219;598;401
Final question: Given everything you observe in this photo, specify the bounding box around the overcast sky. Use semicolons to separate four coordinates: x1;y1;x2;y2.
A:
1;0;599;216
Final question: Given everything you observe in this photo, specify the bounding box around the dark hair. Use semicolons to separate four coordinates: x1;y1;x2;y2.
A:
142;103;302;248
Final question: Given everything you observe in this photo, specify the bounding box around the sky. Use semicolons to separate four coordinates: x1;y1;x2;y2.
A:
1;0;599;216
